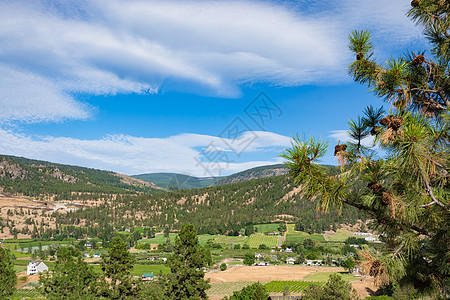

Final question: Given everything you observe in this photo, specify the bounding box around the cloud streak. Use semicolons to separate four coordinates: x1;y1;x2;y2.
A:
0;128;291;176
0;0;421;123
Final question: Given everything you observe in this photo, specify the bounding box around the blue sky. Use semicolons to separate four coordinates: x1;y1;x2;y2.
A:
0;0;424;176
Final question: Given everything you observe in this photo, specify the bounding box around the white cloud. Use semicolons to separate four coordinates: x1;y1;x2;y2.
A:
0;0;421;122
0;128;290;176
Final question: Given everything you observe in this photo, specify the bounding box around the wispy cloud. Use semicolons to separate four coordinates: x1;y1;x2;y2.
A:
0;128;290;176
0;0;421;123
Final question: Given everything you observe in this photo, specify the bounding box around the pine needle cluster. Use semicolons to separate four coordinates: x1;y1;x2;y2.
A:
282;1;449;297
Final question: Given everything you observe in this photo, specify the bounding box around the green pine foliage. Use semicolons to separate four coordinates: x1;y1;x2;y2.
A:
40;246;99;300
100;237;141;299
282;1;449;297
0;247;16;299
165;224;211;299
223;282;269;300
302;273;359;300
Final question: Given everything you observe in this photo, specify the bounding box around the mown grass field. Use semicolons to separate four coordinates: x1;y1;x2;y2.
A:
264;281;324;293
207;281;253;295
139;233;177;244
324;230;355;242
254;223;280;233
303;271;358;282
247;234;280;248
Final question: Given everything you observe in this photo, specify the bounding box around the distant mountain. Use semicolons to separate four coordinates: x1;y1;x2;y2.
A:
213;164;289;186
133;164;289;190
132;173;221;190
0;155;164;199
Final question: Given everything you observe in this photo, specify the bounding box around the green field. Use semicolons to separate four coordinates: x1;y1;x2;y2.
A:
254;223;280;233
303;271;359;282
139;233;177;244
324;230;355;242
207;282;253;295
247;234;280;248
286;231;325;243
264;281;324;293
212;235;247;245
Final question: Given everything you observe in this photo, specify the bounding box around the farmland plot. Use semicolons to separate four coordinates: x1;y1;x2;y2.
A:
247;234;279;248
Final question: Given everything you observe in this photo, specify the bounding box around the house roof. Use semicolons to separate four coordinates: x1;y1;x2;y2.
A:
142;273;154;277
29;260;46;267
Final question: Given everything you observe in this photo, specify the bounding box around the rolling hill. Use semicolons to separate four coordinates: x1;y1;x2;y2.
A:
132;173;221;190
0;154;164;199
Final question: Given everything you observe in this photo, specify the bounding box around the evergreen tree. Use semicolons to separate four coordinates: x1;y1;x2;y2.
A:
0;247;16;299
303;274;359;300
165;224;210;299
225;282;269;300
282;1;449;297
100;237;141;299
40;247;99;300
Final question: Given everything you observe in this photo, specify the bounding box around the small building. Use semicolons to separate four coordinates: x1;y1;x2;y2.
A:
255;253;265;260
350;244;359;248
255;262;269;266
284;247;293;253
84;241;93;249
365;237;376;241
354;232;370;236
286;257;296;264
93;253;101;258
142;273;154;281
27;260;48;275
268;231;280;235
305;260;322;266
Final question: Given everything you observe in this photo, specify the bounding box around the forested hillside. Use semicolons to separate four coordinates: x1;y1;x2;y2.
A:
0;155;363;240
212;164;289;186
132;173;220;190
0;155;163;198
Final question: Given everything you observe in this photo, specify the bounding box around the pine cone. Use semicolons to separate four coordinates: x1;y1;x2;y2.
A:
369;260;381;276
411;54;425;65
382;191;393;205
334;144;347;155
411;0;420;7
379;116;391;126
368;182;383;194
390;117;403;130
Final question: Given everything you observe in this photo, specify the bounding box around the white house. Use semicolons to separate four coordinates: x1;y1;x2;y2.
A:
93;253;101;258
284;247;293;253
27;260;48;275
255;262;270;266
255;253;265;260
305;260;322;266
286;257;296;264
365;237;377;241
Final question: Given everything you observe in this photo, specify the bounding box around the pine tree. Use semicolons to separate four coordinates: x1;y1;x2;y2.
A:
100;237;141;299
0;247;16;299
165;224;210;299
282;1;449;297
40;247;99;300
